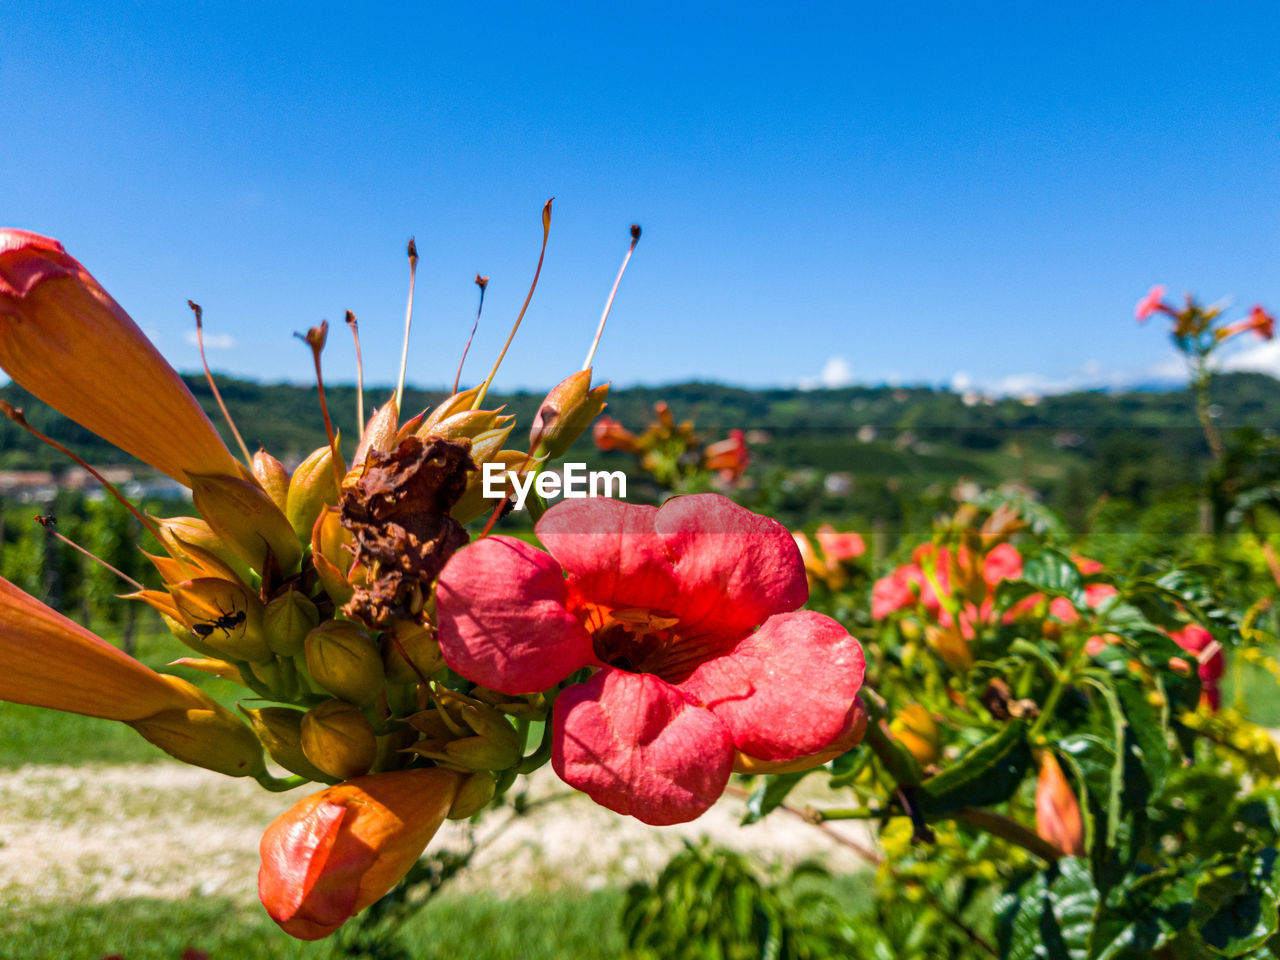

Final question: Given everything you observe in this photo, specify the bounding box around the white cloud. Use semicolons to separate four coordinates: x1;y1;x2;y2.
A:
185;329;237;350
1221;337;1280;376
797;355;855;390
950;370;973;393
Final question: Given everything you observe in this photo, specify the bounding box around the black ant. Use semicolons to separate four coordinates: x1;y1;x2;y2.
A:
33;514;56;528
191;601;246;640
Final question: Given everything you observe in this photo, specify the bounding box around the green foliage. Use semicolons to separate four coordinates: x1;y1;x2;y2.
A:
622;841;859;960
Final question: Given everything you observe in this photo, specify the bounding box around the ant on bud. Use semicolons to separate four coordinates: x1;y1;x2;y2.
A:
191;601;247;640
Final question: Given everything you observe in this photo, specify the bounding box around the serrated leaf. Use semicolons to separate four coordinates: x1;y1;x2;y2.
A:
1021;548;1085;604
1113;678;1172;797
918;720;1032;816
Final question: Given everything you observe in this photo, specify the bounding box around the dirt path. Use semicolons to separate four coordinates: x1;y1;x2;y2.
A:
0;763;875;909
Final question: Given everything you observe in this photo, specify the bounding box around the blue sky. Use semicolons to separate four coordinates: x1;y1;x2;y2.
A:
3;2;1278;395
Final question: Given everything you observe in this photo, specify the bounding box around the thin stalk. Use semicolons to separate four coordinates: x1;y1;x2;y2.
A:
473;199;553;410
188;301;253;467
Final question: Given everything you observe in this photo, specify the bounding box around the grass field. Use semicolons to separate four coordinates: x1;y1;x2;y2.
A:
0;890;632;960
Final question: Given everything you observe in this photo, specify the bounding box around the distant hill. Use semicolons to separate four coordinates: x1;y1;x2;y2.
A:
3;371;1277;529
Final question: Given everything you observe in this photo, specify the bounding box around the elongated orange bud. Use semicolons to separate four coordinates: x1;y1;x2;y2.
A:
1035;750;1085;857
529;369;610;459
253;450;291;511
259;767;460;940
0;576;198;721
0;230;241;484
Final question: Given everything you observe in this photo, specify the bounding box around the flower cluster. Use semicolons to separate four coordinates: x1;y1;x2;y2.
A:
593;401;750;488
0;221;868;939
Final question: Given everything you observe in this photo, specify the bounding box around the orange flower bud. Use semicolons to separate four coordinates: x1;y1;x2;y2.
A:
310;507;357;605
252;450;291;512
300;699;378;781
0;230;241;485
592;415;641;454
286;443;342;540
418;386;483;435
889;703;941;766
155;516;254;584
1035;750;1085;857
259;768;460;939
529;369;611;459
352;398;400;468
169;577;270;663
190;472;302;574
129;676;266;777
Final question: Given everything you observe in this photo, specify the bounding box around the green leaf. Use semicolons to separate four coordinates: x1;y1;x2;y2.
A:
1113;678;1172;797
1200;848;1280;956
918;720;1032;816
741;770;810;825
1021;548;1085;604
1090;859;1203;960
1058;733;1122;851
995;859;1097;960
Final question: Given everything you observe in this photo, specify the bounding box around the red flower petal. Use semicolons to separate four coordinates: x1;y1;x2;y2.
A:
680;611;864;762
552;669;734;825
536;493;807;642
436;536;595;695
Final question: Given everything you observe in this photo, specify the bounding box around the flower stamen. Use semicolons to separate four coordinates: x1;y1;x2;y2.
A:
294;322;344;492
394;238;418;412
582;224;641;371
472;198;553;410
453;274;488;395
188;300;253;467
345;310;365;434
0;400;164;544
32;514;145;591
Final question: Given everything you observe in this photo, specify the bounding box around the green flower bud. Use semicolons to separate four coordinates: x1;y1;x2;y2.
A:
301;699;377;781
447;772;497;820
381;620;444;684
304;621;385;706
286;442;341;541
240;705;331;782
263;589;320;657
129;676;265;778
190;472;302;574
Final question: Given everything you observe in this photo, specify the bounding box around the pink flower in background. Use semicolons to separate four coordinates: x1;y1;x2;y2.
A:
436;493;866;825
1135;284;1168;322
1218;304;1276;342
703;429;751;483
983;543;1023;588
815;524;866;561
1168;623;1224;711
